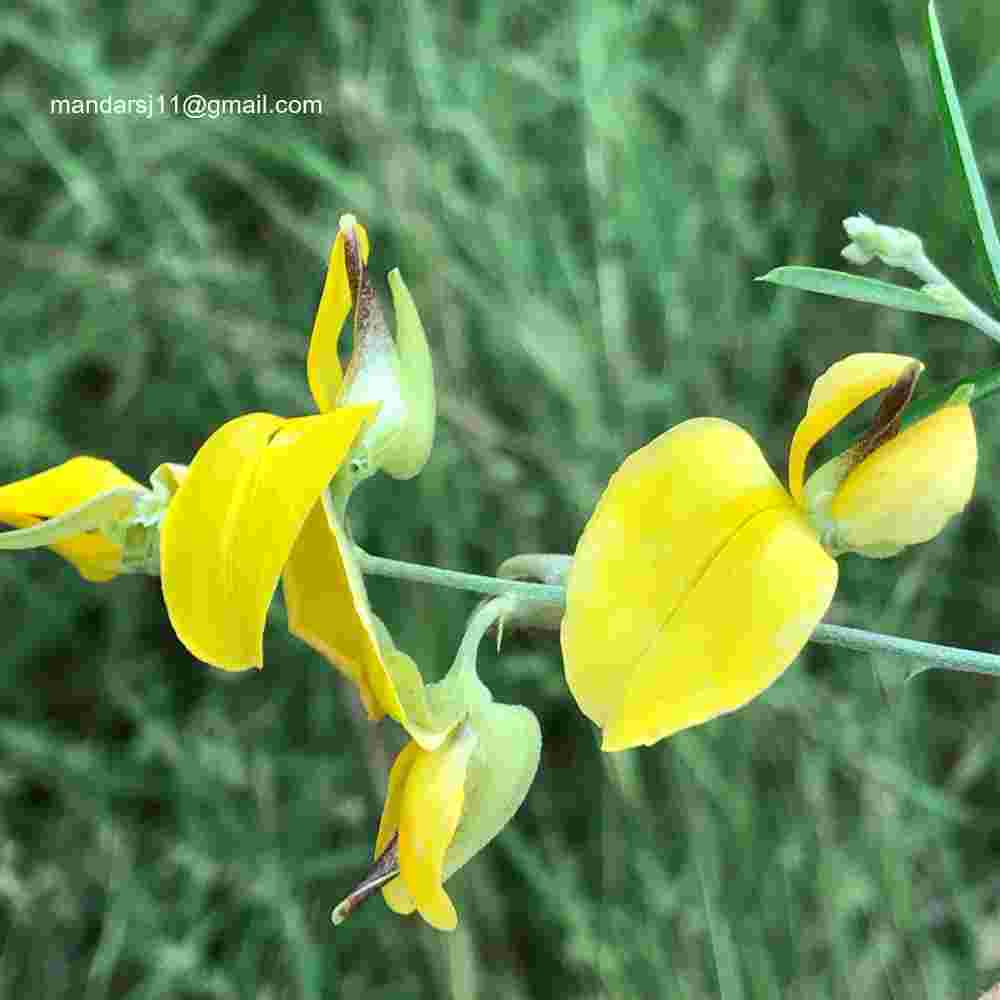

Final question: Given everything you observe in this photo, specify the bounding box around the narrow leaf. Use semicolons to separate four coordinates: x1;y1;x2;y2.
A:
927;0;1000;309
756;266;964;319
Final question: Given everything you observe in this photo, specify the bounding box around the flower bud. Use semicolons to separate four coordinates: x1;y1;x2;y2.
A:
562;352;978;750
842;214;924;270
312;215;436;482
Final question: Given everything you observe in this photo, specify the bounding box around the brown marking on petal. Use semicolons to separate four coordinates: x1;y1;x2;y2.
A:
331;832;401;925
341;224;362;305
340;224;393;391
847;360;922;468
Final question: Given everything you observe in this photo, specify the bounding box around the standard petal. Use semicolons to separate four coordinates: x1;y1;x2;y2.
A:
829;401;976;555
787;353;921;505
602;506;838;750
562;418;791;729
307;216;371;412
161;407;373;669
398;724;477;931
0;457;144;581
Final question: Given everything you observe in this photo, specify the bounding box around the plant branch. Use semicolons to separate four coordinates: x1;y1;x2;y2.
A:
812;623;1000;677
357;549;1000;679
354;549;565;603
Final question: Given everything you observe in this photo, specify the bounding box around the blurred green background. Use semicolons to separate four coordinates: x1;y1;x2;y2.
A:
3;0;1000;996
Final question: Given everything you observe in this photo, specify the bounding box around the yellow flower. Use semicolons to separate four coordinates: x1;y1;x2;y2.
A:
0;457;157;581
561;353;976;751
333;597;543;932
372;699;541;931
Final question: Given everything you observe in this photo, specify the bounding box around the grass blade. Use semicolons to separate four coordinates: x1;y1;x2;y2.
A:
927;0;1000;309
756;266;964;319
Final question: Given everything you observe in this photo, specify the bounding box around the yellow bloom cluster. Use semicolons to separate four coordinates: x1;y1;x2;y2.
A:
0;215;540;930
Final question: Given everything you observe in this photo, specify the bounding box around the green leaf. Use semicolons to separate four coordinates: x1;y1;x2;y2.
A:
756;266;964;319
926;0;1000;310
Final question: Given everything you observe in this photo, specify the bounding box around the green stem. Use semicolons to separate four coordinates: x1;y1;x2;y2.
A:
354;549;565;603
811;623;1000;677
356;548;1000;679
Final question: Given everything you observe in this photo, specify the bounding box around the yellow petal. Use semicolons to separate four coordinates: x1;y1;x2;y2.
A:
0;457;140;514
0;457;143;582
375;741;422;857
284;491;459;742
562;418;792;728
376;742;422;917
382;877;417;916
35;534;122;582
283;497;396;719
307;216;371;412
161;407;373;669
602;505;838;750
829;401;976;554
397;725;477;931
788;353;921;505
